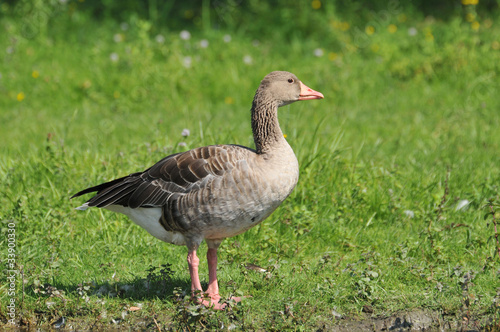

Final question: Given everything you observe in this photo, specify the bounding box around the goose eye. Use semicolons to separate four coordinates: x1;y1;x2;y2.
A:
288;78;294;83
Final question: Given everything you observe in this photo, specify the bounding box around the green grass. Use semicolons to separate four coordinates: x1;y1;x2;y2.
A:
1;2;500;330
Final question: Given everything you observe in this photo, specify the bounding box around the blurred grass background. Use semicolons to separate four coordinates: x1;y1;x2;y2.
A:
1;0;500;329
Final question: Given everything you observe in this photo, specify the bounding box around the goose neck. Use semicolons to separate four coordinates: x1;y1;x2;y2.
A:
251;96;285;154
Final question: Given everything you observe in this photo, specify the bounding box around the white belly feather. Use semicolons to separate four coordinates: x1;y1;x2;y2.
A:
105;205;186;245
76;203;186;246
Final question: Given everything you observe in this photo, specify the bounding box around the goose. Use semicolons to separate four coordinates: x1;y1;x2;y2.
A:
72;71;324;309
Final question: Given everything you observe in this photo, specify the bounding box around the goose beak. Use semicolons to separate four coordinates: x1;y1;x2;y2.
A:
298;82;324;101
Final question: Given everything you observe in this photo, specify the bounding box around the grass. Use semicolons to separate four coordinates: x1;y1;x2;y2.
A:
1;2;500;330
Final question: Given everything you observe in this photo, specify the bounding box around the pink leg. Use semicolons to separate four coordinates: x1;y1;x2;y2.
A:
188;248;225;309
187;242;245;310
205;247;243;310
205;248;220;302
187;249;202;294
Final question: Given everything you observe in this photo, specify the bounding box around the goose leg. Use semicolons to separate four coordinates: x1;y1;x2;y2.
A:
204;241;225;309
188;240;244;310
205;247;221;302
187;249;203;295
188;246;225;309
205;241;243;310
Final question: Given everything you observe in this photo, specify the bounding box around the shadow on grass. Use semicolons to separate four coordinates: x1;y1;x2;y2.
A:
22;275;247;330
27;267;194;304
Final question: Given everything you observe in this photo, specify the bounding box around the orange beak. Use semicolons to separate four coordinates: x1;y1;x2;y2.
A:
298;81;324;101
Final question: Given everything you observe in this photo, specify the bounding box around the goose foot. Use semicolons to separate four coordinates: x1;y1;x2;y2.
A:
188;247;246;310
193;294;244;310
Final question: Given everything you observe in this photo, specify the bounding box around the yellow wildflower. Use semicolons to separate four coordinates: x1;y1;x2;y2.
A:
466;13;475;22
425;28;434;42
371;44;380;53
492;41;500;50
311;0;321;9
397;14;407;23
32;70;39;78
328;52;338;61
17;92;25;102
340;22;350;31
283;134;287;138
471;21;480;31
388;24;397;33
365;26;375;35
113;91;120;99
225;96;234;104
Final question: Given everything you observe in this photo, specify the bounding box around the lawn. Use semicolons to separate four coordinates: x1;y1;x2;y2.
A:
1;1;499;330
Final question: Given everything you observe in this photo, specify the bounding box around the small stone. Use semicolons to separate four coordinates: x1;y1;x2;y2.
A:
455;199;470;211
404;210;415;218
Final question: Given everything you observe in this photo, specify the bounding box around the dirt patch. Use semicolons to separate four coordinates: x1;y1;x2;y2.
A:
325;309;498;332
3;309;499;331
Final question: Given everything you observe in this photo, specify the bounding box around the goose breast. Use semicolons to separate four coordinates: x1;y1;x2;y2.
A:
170;142;299;240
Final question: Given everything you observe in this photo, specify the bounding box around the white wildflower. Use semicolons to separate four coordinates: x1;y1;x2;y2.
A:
181;128;190;137
182;56;192;68
180;30;191;40
408;27;418;36
120;22;129;31
200;39;209;48
223;34;231;43
110;52;119;62
243;55;253;65
113;33;123;43
155;34;165;44
314;48;324;57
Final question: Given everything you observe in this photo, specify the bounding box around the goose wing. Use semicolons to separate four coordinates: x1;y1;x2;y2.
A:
71;145;253;209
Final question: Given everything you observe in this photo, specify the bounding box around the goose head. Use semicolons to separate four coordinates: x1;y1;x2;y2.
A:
256;71;324;107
